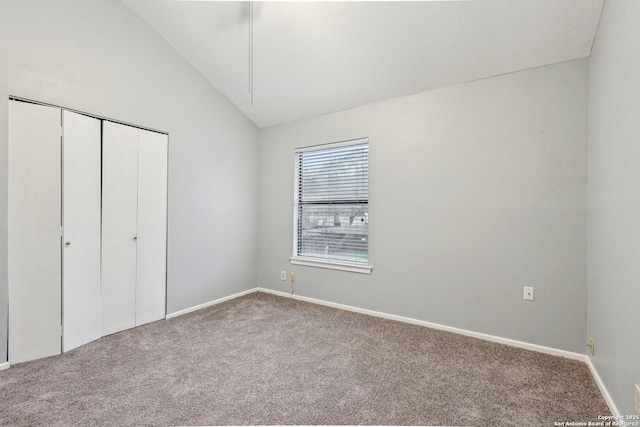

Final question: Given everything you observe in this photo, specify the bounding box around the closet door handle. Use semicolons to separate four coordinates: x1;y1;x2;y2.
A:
64;241;71;247
133;236;138;241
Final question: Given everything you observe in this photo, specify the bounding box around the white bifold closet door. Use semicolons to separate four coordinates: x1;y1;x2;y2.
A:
102;122;139;335
136;130;168;326
9;101;166;363
8;101;62;364
62;110;102;352
102;121;167;336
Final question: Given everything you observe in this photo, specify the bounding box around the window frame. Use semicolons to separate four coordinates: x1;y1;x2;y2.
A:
290;138;372;274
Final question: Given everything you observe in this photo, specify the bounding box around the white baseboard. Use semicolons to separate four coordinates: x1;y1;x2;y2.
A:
0;362;9;371
585;357;620;416
257;287;585;361
165;288;258;319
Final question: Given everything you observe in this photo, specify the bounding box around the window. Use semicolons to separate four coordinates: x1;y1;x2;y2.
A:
290;138;371;274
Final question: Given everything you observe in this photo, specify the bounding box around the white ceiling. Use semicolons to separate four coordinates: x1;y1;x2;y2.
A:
123;0;604;128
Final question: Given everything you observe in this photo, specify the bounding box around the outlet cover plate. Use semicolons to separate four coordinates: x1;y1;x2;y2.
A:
635;384;640;415
523;286;535;301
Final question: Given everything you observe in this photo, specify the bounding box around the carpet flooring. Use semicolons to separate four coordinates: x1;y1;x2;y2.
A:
0;291;610;426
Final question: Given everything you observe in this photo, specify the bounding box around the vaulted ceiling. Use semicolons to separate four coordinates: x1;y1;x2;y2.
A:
123;1;604;128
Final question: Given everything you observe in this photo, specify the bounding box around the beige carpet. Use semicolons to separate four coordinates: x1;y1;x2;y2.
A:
0;291;610;426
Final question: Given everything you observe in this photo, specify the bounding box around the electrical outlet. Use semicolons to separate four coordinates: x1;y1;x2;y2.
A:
523;286;535;301
588;338;594;356
280;271;286;281
290;272;296;282
635;384;640;415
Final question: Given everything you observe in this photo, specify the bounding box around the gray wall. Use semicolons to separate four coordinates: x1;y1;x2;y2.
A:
0;0;259;362
588;0;640;416
258;59;589;353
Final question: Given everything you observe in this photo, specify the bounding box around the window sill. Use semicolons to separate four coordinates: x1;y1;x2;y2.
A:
289;256;372;274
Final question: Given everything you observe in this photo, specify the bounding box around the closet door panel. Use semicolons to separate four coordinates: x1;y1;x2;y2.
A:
62;110;101;351
8;101;62;364
136;130;168;326
101;121;138;336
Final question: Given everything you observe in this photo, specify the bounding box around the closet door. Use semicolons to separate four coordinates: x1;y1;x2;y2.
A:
8;101;62;364
62;110;101;351
101;121;139;336
136;130;168;326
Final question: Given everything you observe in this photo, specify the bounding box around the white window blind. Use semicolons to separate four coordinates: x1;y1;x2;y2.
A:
293;139;369;267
